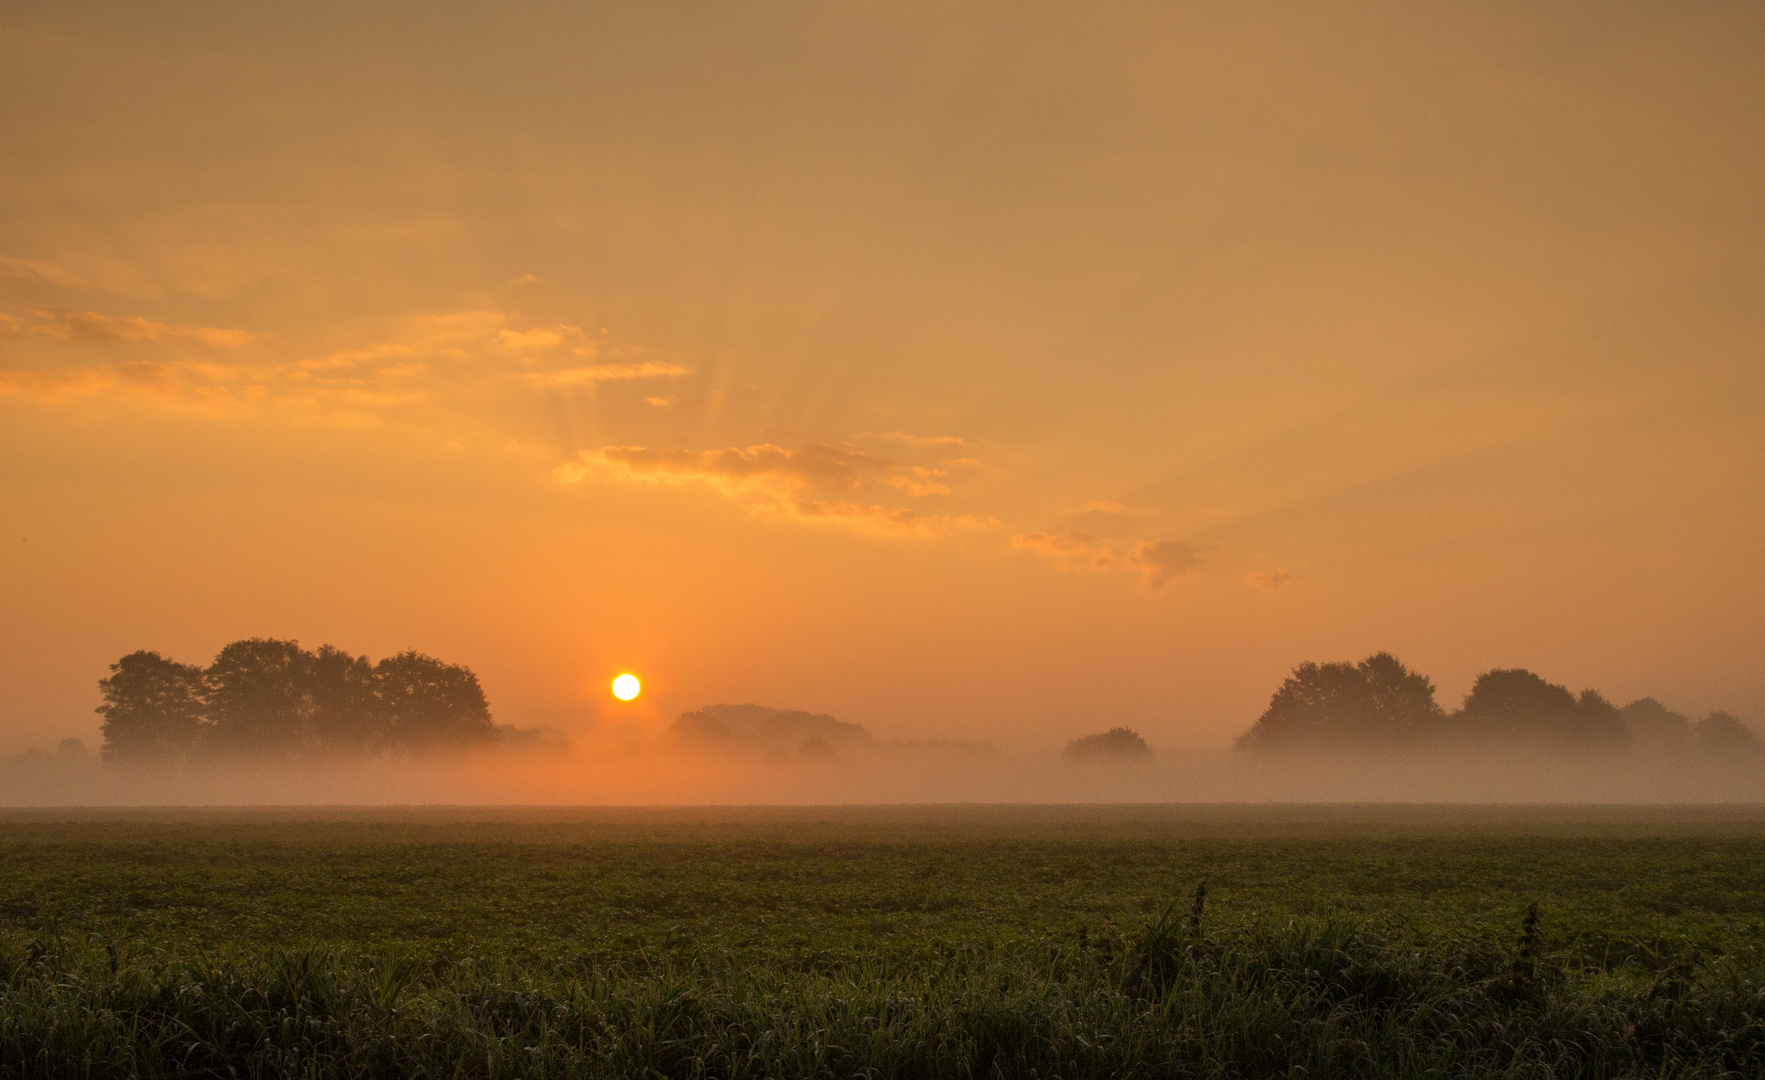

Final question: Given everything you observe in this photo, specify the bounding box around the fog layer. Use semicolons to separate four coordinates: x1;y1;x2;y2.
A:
6;736;1764;807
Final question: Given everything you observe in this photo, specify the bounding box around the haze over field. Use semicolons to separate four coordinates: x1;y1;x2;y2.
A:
2;3;1762;799
6;643;1764;805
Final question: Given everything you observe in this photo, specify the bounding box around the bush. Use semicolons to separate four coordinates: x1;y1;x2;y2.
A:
1063;727;1152;763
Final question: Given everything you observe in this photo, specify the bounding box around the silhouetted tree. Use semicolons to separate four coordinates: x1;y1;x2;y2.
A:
1693;711;1762;754
98;639;498;763
1620;697;1691;742
373;651;496;750
1236;652;1443;751
1064;727;1153;762
96;651;207;763
308;645;383;754
1459;668;1575;730
202;637;314;757
1457;669;1627;746
1571;690;1627;744
666;704;873;758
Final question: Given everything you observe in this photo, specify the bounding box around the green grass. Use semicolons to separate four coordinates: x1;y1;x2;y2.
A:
5;806;1765;1077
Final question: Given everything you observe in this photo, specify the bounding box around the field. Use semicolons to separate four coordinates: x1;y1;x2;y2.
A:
6;805;1765;1078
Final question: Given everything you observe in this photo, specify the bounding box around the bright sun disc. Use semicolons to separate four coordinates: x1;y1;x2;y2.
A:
611;673;641;700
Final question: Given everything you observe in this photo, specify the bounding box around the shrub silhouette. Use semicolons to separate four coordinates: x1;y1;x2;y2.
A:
666;704;872;760
1064;727;1152;762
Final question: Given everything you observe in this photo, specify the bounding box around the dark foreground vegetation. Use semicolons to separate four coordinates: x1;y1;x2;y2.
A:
5;806;1765;1078
10;908;1765;1079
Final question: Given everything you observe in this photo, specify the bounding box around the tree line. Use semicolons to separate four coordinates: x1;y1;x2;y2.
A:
1236;652;1757;754
97;638;497;763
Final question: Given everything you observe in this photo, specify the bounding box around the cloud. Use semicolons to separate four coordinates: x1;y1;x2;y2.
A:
496;327;566;351
1127;539;1206;590
785;499;993;536
864;431;970;448
1;304;1006;543
523;362;689;387
1011;531;1208;590
557;442;987;536
1246;569;1296;590
582;443;899;493
1;306;252;346
886;466;951;496
0;358;313;413
0;308;684;420
0;256;87;288
1008;531;1119;571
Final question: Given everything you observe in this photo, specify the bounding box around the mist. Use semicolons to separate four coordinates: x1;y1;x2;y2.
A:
7;730;1765;808
19;646;1757;808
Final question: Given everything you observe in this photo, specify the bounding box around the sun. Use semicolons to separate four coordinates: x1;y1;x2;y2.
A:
611;673;641;701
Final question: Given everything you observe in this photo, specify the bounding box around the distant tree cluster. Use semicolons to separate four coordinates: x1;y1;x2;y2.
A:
667;704;873;760
1064;727;1153;763
97;638;496;764
1235;653;1758;754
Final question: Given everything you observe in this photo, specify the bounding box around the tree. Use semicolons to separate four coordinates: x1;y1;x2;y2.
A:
1692;711;1762;755
1064;727;1152;762
373;651;497;751
308;645;383;754
1620;698;1691;742
96;639;499;763
1458;669;1627;746
1236;652;1444;751
666;704;873;758
96;651;207;763
1570;690;1627;745
202;638;314;757
1459;669;1575;733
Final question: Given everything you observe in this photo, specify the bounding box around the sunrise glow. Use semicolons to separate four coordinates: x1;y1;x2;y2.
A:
0;2;1759;787
611;674;641;702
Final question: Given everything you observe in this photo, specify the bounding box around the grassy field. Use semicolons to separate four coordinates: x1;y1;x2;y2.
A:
5;805;1765;1077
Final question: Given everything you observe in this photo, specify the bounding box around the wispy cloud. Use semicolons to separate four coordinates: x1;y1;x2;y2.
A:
864;431;970;448
524;362;690;387
576;443;919;493
556;442;990;536
1246;568;1295;590
1009;530;1120;572
1011;530;1208;590
496;327;567;351
0;308;686;418
2;306;251;346
1128;540;1206;590
0;256;88;288
0;359;327;413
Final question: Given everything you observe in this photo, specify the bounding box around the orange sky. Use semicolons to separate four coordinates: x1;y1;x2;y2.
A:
3;3;1762;756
